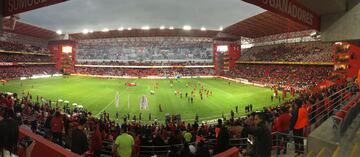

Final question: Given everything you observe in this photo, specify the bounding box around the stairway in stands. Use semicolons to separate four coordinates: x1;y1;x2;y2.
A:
304;113;360;157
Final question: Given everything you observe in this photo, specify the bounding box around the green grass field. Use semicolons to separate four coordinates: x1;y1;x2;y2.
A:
0;76;290;122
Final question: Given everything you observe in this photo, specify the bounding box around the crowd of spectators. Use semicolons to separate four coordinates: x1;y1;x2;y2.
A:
0;80;357;157
76;37;213;61
240;42;333;62
0;41;50;54
229;64;333;89
0;65;58;80
75;67;215;77
76;61;213;66
0;53;52;62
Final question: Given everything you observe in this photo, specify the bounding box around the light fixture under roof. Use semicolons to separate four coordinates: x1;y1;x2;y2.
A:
169;26;174;30
127;27;132;30
102;28;109;32
183;25;191;31
200;27;206;31
141;26;150;30
118;27;124;31
82;29;89;34
56;30;62;35
160;26;165;30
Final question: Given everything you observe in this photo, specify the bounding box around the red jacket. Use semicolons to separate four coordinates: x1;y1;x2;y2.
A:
51;116;64;133
275;113;291;132
91;127;103;152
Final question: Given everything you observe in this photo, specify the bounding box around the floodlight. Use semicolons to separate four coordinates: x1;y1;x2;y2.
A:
56;30;62;35
200;27;206;31
127;27;132;30
335;42;343;45
160;26;165;30
82;29;89;34
141;26;150;30
183;25;191;31
89;30;94;33
102;28;109;32
118;27;124;31
169;26;174;30
219;27;223;31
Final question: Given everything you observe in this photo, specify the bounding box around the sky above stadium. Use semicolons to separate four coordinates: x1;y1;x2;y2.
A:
20;0;264;33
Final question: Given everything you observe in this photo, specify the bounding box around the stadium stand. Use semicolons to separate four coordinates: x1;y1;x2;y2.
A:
239;42;333;62
0;65;58;80
0;53;51;62
76;37;213;62
74;67;215;77
0;41;50;54
76;61;213;66
229;64;333;89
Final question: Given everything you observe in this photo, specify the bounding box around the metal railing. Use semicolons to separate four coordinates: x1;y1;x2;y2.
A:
99;131;309;157
307;83;358;133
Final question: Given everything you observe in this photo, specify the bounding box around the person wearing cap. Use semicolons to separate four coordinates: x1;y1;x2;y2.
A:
114;124;134;157
290;99;308;155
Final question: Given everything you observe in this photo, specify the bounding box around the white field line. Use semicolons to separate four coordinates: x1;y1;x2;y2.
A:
95;99;115;117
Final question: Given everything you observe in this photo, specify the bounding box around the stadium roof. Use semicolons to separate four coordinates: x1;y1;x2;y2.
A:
298;0;346;15
2;18;59;40
69;29;220;40
223;11;311;39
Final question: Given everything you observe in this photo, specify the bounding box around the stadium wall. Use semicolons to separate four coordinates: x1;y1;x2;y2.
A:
321;0;360;42
19;127;80;157
48;40;76;71
228;44;241;70
347;42;360;78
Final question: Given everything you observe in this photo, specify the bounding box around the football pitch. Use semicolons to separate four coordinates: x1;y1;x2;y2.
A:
0;76;291;122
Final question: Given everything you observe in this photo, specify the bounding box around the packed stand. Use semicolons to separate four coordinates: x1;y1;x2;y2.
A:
76;37;213;62
75;67;215;77
0;41;50;54
0;65;58;80
0;53;52;62
0;80;357;157
76;61;213;66
240;42;333;62
229;64;333;89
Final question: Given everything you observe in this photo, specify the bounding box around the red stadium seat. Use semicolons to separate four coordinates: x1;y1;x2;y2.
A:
335;111;346;119
342;105;352;112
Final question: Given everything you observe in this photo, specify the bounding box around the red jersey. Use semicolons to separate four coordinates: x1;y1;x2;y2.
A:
51;116;64;133
275;113;291;132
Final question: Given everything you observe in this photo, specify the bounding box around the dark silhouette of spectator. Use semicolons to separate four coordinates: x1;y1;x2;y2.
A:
243;112;272;157
214;119;230;154
51;111;64;145
71;117;88;155
0;118;19;157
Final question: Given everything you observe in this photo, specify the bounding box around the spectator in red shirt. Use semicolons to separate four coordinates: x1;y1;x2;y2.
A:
275;107;291;155
91;122;103;157
51;111;64;145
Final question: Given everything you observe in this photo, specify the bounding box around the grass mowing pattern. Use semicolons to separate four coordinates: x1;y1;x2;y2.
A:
0;76;291;122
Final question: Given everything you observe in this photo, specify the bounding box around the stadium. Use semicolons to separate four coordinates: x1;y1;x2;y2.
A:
0;0;360;157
